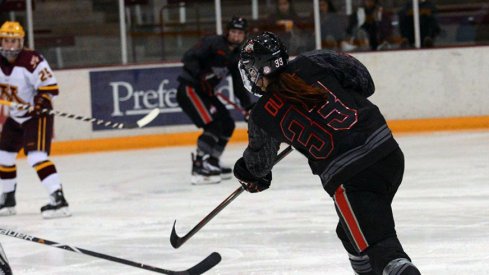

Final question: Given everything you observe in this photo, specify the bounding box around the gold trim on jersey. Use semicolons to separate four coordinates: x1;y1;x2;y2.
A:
38;85;59;91
37;117;47;151
38;85;59;96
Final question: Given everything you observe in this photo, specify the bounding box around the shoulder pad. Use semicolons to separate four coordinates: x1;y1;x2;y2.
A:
14;49;45;72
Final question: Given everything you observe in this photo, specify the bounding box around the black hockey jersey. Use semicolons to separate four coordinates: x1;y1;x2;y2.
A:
243;50;399;196
178;34;251;107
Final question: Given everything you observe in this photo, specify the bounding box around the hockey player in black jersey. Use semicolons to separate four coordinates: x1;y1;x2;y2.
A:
234;32;421;275
177;16;253;185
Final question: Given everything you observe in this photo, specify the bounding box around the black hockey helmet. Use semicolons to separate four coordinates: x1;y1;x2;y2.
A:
239;31;289;96
227;16;248;32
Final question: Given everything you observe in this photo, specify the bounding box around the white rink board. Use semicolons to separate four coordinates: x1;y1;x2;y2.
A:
51;46;489;141
1;130;488;274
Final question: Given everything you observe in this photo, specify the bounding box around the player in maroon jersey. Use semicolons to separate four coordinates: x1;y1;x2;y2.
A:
0;21;70;219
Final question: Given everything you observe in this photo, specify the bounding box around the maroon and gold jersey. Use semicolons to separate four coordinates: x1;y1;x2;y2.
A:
0;49;59;124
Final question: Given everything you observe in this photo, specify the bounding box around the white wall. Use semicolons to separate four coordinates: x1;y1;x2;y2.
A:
53;46;489;141
355;46;489;120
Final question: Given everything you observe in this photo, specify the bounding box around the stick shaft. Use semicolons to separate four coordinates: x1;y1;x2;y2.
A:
0;228;174;274
0;99;152;129
171;145;294;248
215;93;247;115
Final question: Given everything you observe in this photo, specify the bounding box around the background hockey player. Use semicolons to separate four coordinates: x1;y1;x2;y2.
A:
176;16;253;185
0;21;70;219
234;32;421;275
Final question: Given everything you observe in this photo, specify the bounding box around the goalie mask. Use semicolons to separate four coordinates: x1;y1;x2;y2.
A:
0;21;25;60
239;32;288;96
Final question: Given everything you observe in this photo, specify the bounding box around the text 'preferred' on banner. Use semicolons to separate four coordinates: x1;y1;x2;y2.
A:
89;65;244;131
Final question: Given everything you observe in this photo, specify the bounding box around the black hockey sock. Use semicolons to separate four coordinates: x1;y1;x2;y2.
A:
197;132;219;156
211;137;229;159
348;253;375;275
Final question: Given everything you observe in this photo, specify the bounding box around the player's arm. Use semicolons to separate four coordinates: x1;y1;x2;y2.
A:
181;37;212;79
31;58;59;114
329;53;375;97
234;117;281;193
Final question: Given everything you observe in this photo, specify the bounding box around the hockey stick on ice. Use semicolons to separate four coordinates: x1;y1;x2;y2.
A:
170;145;294;249
0;99;159;129
0;228;220;274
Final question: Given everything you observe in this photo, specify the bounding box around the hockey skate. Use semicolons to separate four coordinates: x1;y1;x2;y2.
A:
191;153;221;185
40;189;71;219
0;190;16;216
209;156;232;180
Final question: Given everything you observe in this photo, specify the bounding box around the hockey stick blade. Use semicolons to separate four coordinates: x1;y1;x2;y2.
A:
173;252;221;275
170;220;182;248
123;108;160;129
170;186;245;249
136;108;160;128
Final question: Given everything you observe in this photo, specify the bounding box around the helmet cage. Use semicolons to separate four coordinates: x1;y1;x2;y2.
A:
0;21;25;59
0;38;23;59
239;59;263;96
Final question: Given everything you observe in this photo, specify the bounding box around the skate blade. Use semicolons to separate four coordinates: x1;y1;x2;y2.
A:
42;206;72;219
191;174;221;185
0;207;16;216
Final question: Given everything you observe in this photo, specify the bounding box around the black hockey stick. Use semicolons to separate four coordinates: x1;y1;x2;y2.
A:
0;228;220;274
0;99;160;129
170;145;294;249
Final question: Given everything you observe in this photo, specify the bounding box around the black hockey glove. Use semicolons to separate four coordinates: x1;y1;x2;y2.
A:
32;93;52;117
234;157;272;193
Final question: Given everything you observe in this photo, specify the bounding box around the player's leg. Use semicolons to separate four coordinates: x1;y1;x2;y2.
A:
0;118;23;216
23;115;70;219
336;223;375;275
207;97;235;180
333;148;420;275
0;242;12;275
177;84;221;184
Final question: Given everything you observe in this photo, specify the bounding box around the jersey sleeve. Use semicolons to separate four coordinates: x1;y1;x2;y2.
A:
31;58;59;97
243;117;282;178
181;37;213;79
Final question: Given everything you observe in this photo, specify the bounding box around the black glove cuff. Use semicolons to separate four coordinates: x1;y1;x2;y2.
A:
234;158;272;193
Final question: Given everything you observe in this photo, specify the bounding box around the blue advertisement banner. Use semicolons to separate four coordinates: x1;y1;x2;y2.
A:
89;65;246;131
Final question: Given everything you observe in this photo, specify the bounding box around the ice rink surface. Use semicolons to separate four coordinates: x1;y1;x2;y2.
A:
1;130;488;275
